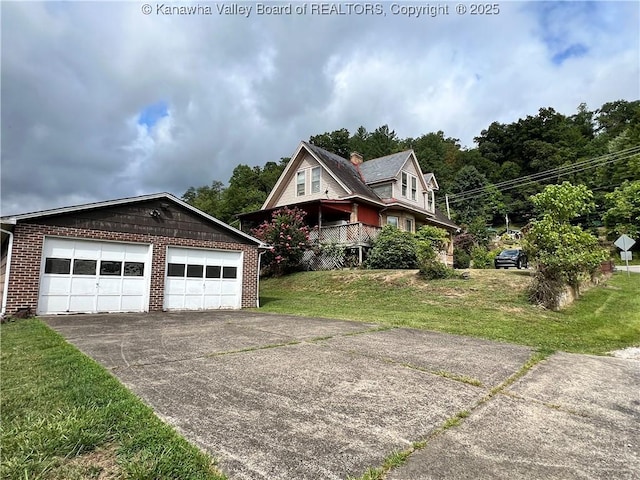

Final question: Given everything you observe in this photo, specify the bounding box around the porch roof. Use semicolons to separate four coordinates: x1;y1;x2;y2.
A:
237;199;354;224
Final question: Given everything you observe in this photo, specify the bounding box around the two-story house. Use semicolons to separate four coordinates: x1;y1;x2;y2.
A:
238;141;459;266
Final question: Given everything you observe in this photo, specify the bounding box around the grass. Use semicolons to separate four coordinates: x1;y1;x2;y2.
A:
258;270;640;355
0;319;226;480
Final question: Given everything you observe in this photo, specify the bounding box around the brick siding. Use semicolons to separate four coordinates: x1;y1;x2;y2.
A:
4;223;260;315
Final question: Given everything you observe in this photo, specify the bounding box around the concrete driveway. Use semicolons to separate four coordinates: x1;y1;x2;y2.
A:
45;312;639;480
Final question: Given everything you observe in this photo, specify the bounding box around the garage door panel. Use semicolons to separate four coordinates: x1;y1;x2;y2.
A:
69;296;95;312
165;278;185;294
221;281;238;295
122;278;146;295
97;278;122;295
220;295;237;308
74;241;100;259
185;279;203;294
184;295;203;310
41;276;71;295
40;296;69;313
96;295;121;312
121;295;144;311
70;277;97;295
203;296;222;309
203;281;222;294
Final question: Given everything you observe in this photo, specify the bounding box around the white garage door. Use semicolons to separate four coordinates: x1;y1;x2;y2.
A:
38;237;151;314
164;247;243;310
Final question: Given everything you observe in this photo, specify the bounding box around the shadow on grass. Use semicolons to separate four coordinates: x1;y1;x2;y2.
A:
258;296;280;307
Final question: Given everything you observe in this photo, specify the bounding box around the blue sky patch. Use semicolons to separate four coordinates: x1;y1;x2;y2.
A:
138;101;169;128
552;43;589;65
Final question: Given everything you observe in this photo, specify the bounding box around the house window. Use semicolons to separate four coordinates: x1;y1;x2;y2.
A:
387;216;399;228
426;190;434;211
296;171;305;196
311;167;321;194
401;172;417;201
405;219;414;233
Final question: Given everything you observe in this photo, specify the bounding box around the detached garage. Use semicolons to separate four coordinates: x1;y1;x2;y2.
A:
0;193;265;316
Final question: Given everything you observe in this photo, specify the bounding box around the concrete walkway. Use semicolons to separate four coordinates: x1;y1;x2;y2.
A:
45;312;639;480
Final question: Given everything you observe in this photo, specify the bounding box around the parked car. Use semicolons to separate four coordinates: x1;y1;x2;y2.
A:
494;249;528;269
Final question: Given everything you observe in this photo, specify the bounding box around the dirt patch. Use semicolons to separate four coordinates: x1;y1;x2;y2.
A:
54;444;121;480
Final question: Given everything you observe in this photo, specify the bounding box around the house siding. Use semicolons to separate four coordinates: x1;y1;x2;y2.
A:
393;159;428;210
4;223;260;315
274;153;348;207
357;203;380;226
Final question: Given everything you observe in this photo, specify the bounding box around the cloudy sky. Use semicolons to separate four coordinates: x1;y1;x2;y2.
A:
1;0;638;216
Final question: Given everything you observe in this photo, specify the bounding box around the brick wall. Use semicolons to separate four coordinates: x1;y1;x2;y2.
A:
5;223;260;315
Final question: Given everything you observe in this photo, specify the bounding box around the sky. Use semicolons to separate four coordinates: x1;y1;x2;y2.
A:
1;0;639;216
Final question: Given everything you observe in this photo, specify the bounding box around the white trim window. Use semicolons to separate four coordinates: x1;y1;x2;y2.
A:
405;218;414;233
387;215;399;228
401;172;418;201
296;171;306;196
311;167;321;194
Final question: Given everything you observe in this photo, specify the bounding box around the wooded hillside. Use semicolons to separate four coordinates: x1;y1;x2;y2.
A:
183;99;640;229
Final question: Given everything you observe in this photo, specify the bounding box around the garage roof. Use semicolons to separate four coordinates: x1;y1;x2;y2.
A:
0;192;265;247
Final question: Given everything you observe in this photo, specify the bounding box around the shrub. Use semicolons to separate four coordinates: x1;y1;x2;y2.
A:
453;233;477;254
453;249;471;269
470;247;494;269
419;257;453;279
366;225;417;269
251;207;311;276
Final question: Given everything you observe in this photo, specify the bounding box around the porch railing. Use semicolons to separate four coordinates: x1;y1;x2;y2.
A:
308;223;381;246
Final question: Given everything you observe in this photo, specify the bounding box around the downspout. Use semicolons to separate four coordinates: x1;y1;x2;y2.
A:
256;248;266;308
1;228;14;316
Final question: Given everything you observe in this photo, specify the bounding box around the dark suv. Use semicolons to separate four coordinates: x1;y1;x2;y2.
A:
494;249;528;269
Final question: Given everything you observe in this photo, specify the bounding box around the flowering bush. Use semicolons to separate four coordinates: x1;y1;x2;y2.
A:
252;207;311;276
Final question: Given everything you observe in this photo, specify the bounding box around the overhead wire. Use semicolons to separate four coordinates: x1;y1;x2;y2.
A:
445;145;640;203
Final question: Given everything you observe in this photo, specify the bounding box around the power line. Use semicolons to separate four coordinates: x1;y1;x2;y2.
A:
446;145;640;203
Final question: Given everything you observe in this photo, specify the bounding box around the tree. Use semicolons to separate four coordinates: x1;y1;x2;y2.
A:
523;182;606;308
182;181;225;219
309;129;351;158
603;180;640;238
251;207;311;277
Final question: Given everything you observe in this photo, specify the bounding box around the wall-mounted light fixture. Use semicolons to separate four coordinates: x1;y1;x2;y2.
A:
150;209;161;218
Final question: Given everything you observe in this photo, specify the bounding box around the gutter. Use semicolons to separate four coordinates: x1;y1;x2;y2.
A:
1;228;14;316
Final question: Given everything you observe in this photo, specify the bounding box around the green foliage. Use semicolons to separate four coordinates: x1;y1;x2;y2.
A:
415;225;449;251
530;181;595;222
252;207;311;277
453;249;471;269
366;225;417;269
419;256;453;279
524;183;607;304
603;180;640;237
453;233;477;254
470;247;494;269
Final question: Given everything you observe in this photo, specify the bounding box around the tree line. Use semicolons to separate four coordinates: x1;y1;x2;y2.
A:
183;99;640;229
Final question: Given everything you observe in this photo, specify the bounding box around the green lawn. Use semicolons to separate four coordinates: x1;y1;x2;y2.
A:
0;319;226;480
258;270;640;355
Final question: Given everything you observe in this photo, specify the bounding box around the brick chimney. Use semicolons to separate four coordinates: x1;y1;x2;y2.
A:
350;152;363;165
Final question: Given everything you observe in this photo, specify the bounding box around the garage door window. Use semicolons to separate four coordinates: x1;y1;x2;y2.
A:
73;259;97;275
186;264;204;278
44;258;71;274
206;265;221;278
222;266;237;279
123;262;145;276
100;261;122;276
167;263;185;277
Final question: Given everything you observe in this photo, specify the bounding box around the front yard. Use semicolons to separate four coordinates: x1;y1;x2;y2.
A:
258;269;640;355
